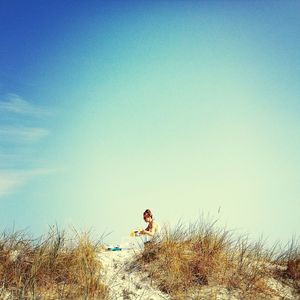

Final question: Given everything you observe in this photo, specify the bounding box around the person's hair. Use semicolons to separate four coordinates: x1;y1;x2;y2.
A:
143;209;153;219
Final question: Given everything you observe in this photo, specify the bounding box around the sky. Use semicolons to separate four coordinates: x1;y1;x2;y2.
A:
0;0;299;246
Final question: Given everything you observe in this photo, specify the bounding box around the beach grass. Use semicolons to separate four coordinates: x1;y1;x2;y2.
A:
136;219;300;299
0;226;108;299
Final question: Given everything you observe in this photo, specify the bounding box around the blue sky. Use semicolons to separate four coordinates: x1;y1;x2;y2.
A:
0;1;299;245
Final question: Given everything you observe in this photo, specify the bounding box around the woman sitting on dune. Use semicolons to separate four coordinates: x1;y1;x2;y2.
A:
138;209;160;242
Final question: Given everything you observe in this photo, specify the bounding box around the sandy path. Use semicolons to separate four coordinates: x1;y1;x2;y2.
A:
98;249;170;300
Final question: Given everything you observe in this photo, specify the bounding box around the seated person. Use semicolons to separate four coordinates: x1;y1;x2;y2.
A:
138;209;160;241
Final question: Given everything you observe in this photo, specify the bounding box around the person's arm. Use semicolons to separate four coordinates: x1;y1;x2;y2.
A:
140;223;157;236
140;229;154;236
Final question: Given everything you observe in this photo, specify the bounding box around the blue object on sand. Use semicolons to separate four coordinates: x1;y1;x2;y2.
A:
112;247;122;251
107;246;122;251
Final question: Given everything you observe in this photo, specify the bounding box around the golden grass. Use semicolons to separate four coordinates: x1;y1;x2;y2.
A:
136;220;300;299
0;226;108;299
274;238;300;294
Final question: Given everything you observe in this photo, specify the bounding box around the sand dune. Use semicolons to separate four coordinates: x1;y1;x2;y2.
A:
98;248;298;300
99;249;170;300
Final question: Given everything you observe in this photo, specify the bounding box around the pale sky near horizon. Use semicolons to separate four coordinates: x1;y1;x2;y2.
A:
0;1;299;246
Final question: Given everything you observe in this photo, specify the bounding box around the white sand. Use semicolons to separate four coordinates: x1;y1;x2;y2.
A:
98;249;299;300
98;249;170;300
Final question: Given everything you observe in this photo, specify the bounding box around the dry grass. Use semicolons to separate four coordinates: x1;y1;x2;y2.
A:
136;219;300;299
0;226;108;299
274;238;300;294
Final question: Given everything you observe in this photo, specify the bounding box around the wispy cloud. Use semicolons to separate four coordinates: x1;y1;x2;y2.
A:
0;127;49;142
0;94;52;116
0;93;55;197
0;169;55;197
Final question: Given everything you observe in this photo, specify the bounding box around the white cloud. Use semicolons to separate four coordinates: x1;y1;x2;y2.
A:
0;175;19;197
0;92;55;197
0;94;52;116
0;169;55;198
0;127;49;142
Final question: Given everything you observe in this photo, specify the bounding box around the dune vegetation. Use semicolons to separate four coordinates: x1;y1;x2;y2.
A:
0;221;298;299
0;226;108;299
136;219;300;299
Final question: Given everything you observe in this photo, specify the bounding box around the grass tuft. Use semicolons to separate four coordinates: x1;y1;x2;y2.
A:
0;226;108;299
136;219;300;299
